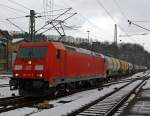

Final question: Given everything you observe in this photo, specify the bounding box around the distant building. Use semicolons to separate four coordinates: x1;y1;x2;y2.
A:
0;30;11;72
0;30;25;72
11;38;26;66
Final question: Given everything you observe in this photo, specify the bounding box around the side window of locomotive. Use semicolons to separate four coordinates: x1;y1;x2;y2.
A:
33;47;47;58
56;50;61;59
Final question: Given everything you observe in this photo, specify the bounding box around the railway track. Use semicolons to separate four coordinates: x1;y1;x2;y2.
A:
0;73;147;114
0;84;9;88
0;96;45;113
67;76;149;116
0;80;131;114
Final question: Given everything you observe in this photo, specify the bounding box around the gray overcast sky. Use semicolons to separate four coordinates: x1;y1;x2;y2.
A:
1;0;150;51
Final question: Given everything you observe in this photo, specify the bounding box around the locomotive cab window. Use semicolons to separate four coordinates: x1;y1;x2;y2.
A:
56;50;61;59
17;46;47;58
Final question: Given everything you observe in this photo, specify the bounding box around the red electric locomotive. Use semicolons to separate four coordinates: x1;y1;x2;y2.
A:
10;42;107;96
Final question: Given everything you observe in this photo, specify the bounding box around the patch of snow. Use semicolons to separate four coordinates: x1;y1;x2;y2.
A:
127;71;150;80
31;81;142;116
0;77;9;84
0;107;37;116
0;87;18;98
0;71;147;116
0;77;18;98
0;82;128;116
142;79;150;89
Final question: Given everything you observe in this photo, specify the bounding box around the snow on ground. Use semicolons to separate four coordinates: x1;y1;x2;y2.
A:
47;83;127;108
128;70;150;80
0;74;12;78
31;81;142;116
0;82;128;116
0;87;18;98
0;71;148;116
142;79;150;89
0;77;9;85
0;107;38;116
0;74;12;85
0;76;18;98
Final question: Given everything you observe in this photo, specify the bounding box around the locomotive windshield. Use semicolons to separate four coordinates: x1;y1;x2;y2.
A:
17;46;47;58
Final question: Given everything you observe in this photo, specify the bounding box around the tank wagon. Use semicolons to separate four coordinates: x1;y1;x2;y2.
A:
104;56;120;77
104;57;135;77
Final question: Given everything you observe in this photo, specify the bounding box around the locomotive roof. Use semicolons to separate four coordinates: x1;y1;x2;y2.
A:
18;42;51;46
18;41;104;57
64;44;103;57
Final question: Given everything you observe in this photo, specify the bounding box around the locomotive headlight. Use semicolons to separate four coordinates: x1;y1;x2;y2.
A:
35;65;44;70
39;74;43;77
36;73;43;77
15;73;19;77
28;60;32;65
14;65;22;70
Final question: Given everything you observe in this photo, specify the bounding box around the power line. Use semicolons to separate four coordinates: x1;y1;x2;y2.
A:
96;0;114;21
63;0;112;40
119;33;150;37
35;7;72;33
38;8;73;14
128;20;150;32
132;20;150;23
113;0;128;20
7;16;27;20
7;0;30;11
39;12;77;34
113;0;137;42
0;20;8;24
43;0;54;21
6;19;27;32
113;0;150;44
0;3;28;14
96;0;140;43
79;15;111;40
95;0;130;38
40;12;75;17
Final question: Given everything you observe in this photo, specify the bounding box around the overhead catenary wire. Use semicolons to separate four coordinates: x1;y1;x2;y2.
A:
113;0;137;42
119;33;149;37
35;7;72;33
37;8;72;15
7;16;27;20
39;12;77;34
95;0;131;38
128;20;150;32
0;3;28;14
0;20;9;24
7;0;30;11
113;0;150;32
6;19;27;33
0;15;28;25
63;0;112;40
113;0;150;45
40;12;75;18
113;0;128;20
132;20;150;23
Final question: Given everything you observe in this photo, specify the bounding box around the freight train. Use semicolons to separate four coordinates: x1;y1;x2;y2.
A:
9;42;147;96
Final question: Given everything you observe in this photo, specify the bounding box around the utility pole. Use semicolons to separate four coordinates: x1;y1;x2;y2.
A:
114;24;117;46
87;30;90;44
6;38;9;71
29;10;36;41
